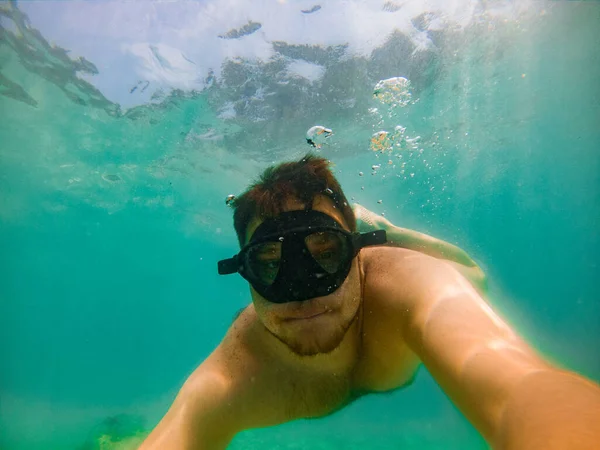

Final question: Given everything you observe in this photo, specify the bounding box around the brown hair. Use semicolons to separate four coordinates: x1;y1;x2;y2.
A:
231;153;356;247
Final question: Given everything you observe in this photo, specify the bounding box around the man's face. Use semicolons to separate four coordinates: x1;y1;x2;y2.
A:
245;195;362;356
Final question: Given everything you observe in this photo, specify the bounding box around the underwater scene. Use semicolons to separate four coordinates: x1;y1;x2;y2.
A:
1;1;599;449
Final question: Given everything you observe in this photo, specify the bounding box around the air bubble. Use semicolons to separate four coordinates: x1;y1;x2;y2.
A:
306;125;333;148
102;174;121;183
225;194;236;206
370;131;391;153
373;77;412;109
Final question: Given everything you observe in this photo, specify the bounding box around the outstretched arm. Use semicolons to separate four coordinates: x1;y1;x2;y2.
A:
353;204;487;294
373;248;600;450
138;369;236;450
139;341;244;450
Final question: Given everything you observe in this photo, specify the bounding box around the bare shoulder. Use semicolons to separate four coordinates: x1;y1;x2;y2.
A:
361;244;462;275
360;246;457;294
359;246;473;326
361;245;433;276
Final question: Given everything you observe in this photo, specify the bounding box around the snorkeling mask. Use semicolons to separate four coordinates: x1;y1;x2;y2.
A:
218;209;386;304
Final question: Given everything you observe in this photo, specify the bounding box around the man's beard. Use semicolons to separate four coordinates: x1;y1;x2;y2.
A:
270;309;359;357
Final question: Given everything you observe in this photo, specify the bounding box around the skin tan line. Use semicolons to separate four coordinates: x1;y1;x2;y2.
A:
140;196;600;450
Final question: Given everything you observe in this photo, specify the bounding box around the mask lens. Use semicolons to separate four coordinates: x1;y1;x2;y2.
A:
246;241;282;285
305;231;349;274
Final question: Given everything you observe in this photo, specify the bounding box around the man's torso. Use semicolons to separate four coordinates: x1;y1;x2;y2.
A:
196;247;421;431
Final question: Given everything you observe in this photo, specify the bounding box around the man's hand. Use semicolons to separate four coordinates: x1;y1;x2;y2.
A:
353;203;488;294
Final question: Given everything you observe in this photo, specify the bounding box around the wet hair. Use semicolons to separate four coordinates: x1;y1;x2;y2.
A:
231;153;356;247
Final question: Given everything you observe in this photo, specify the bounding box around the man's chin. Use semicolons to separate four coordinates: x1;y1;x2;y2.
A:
280;334;343;357
272;313;355;357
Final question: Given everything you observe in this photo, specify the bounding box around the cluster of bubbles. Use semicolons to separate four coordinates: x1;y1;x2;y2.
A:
224;77;418;206
369;77;416;153
369;125;421;153
373;77;412;111
352;75;446;214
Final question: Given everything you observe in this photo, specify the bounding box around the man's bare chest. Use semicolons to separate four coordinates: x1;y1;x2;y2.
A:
228;274;419;428
238;319;419;428
287;337;418;418
351;305;420;392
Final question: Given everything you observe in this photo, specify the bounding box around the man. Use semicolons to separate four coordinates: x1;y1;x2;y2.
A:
141;154;600;449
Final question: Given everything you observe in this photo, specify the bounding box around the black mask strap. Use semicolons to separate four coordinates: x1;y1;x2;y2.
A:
352;229;387;254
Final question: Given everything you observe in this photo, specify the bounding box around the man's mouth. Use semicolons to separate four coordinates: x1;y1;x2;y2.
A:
285;310;328;321
272;296;336;321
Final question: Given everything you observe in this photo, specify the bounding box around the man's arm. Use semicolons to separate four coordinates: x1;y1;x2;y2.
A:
353;204;487;294
140;305;295;449
374;248;600;449
138;350;239;450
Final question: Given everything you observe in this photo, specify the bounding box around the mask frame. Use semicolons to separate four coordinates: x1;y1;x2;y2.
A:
218;210;387;303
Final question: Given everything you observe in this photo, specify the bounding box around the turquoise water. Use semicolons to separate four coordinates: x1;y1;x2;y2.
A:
1;1;598;449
